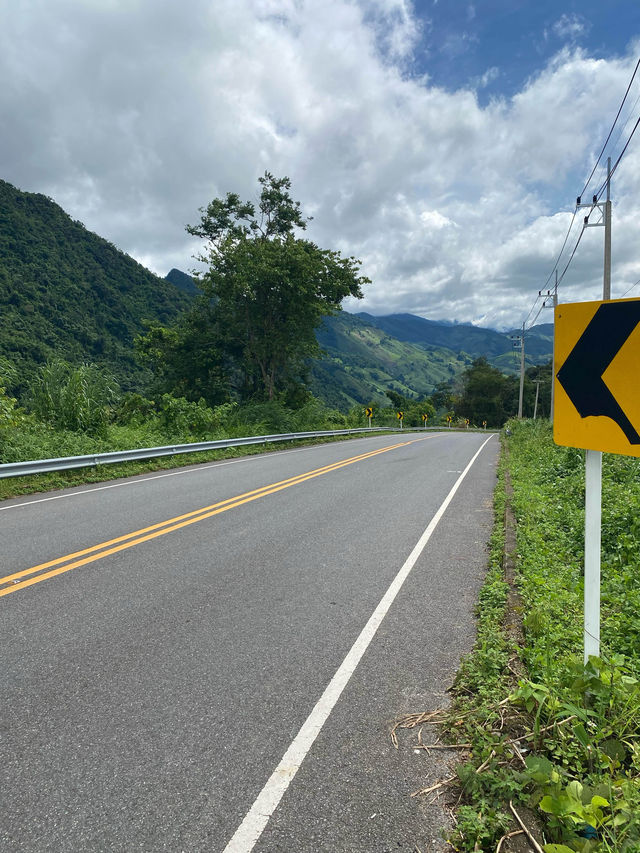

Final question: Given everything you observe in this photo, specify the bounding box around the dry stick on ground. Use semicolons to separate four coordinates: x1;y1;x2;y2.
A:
509;802;545;853
475;749;497;774
410;775;457;798
413;727;471;752
391;698;515;749
495;830;525;853
508;715;577;745
510;739;528;768
507;663;522;680
391;710;446;748
411;748;497;799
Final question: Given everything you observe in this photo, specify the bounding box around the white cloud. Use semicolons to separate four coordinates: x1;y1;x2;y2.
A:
552;13;590;42
474;66;499;89
0;0;638;330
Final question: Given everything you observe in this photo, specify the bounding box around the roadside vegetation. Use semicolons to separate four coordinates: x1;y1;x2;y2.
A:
426;419;640;852
0;356;444;500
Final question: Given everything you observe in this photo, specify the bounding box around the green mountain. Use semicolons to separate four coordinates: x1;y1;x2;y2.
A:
0;179;193;392
311;312;474;409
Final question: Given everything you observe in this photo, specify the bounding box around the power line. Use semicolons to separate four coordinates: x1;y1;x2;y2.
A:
603;88;640;164
595;115;640;199
580;56;640;198
540;207;578;292
523;292;542;327
527;300;547;330
523;55;640;328
545;57;640;286
622;277;640;297
557;220;587;287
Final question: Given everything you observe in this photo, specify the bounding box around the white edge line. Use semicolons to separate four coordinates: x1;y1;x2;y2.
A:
0;438;378;513
222;433;495;853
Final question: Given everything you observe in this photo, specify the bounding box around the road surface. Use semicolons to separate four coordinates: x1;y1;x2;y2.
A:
0;431;498;852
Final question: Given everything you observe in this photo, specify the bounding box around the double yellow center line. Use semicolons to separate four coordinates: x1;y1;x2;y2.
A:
1;438;427;599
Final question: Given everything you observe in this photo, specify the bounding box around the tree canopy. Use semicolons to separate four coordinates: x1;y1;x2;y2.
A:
451;357;552;426
184;173;370;401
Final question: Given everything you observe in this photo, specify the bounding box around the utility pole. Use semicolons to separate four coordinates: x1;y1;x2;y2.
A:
576;156;612;664
533;380;540;419
518;323;525;418
537;269;558;423
604;157;612;300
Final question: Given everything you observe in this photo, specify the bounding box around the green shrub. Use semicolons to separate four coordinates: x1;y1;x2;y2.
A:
27;360;118;436
156;394;216;438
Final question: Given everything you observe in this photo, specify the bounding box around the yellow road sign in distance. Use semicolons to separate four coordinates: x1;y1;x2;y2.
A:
554;298;640;456
397;411;404;419
421;413;428;422
365;407;373;418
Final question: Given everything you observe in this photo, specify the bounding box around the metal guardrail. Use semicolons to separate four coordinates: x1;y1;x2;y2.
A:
0;427;402;479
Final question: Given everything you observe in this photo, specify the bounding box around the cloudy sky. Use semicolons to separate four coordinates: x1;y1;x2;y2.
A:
2;0;639;329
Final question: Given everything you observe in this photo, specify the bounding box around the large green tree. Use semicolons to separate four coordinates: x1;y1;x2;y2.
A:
457;357;517;427
186;173;369;401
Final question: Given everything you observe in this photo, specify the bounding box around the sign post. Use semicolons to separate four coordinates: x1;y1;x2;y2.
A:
397;411;404;429
554;296;640;663
421;413;428;428
365;407;373;428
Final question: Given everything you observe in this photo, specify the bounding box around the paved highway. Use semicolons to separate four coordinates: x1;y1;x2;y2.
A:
1;431;498;852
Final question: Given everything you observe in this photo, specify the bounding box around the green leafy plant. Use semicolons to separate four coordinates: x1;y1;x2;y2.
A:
27;360;118;436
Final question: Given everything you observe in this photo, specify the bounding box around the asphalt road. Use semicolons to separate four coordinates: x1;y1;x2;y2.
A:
0;431;498;852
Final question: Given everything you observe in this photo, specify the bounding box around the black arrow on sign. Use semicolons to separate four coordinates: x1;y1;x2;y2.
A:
556;301;640;444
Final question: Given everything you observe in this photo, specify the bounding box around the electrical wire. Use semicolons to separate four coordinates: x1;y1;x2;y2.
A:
540;207;578;293
522;55;640;327
622;277;640;297
557;222;587;287
523;292;542;328
595;115;640;199
527;300;547;330
602;89;640;168
580;56;640;198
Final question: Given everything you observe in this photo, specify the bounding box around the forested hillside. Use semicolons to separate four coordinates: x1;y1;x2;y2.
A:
312;312;473;408
0;179;192;392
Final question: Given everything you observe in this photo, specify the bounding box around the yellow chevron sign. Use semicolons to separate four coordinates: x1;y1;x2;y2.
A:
554;298;640;456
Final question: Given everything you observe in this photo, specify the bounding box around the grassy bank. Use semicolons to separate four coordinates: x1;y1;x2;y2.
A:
440;420;640;852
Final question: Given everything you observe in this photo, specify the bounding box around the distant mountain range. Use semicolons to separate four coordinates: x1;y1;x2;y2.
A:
0;178;553;408
311;311;552;409
357;312;553;359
